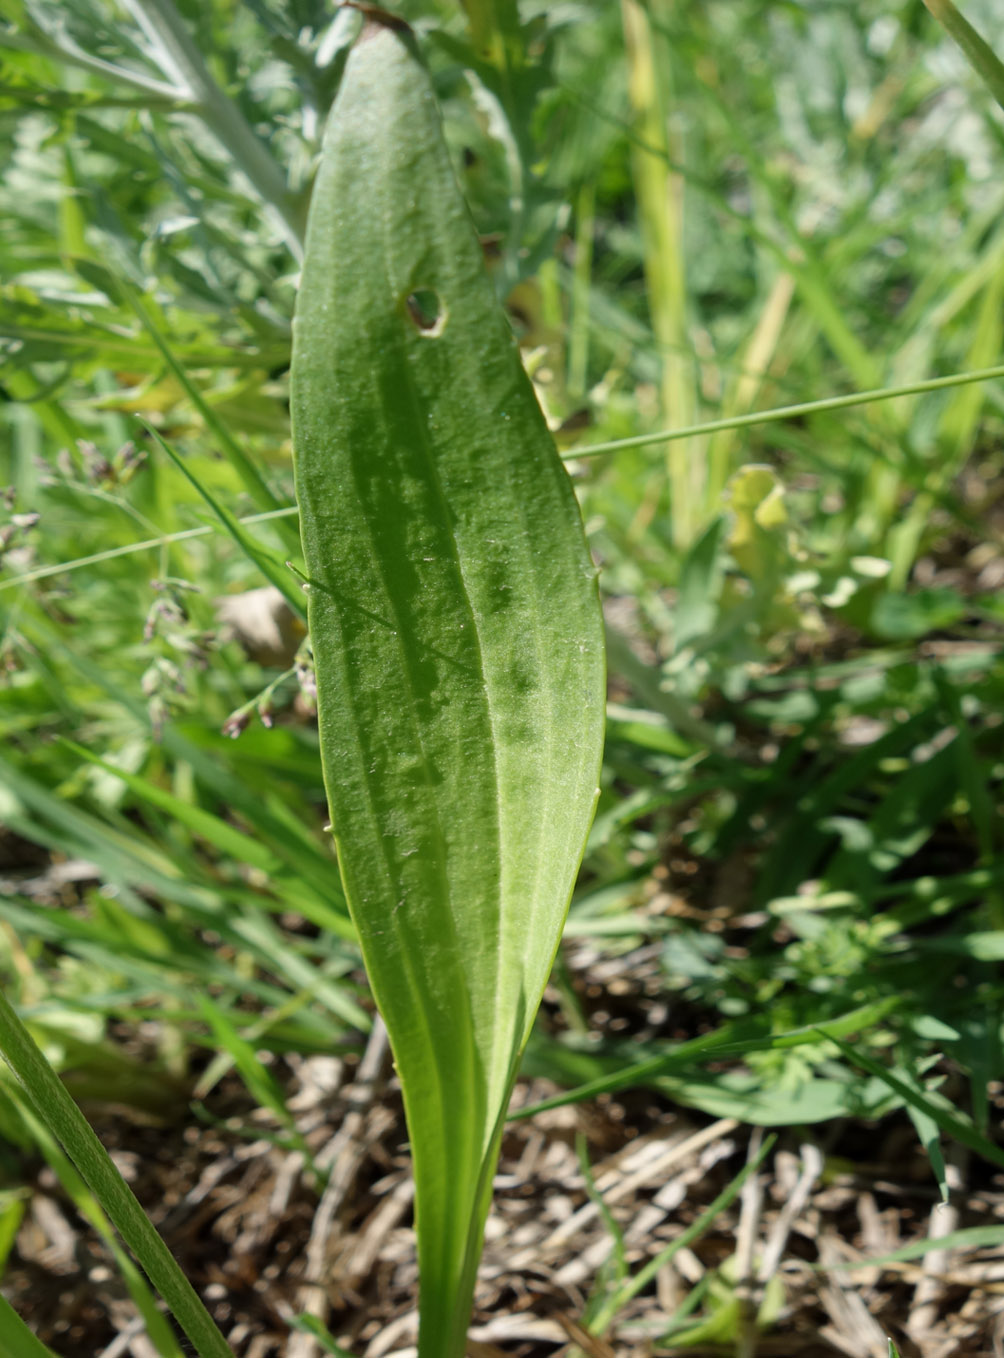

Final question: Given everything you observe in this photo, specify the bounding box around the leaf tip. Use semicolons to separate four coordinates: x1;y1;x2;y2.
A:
344;3;414;43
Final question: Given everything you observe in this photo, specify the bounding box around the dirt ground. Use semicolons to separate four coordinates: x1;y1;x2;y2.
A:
6;944;1004;1358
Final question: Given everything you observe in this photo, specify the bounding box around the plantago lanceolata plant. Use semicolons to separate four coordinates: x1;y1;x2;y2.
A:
8;3;1004;1355
290;14;605;1356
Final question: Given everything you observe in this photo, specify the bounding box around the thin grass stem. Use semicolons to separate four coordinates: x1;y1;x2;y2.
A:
0;506;298;593
5;365;1003;595
569;363;1004;459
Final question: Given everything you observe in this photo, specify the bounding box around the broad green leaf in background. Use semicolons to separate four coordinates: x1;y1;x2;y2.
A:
290;17;605;1358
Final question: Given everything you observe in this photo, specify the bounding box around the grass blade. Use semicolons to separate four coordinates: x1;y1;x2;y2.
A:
822;1223;1004;1270
120;0;305;252
570;363;1004;459
822;1032;1004;1174
12;1098;186;1358
144;425;305;620
588;1135;776;1335
513;998;899;1120
0;989;235;1358
0;1294;63;1358
922;0;1004;112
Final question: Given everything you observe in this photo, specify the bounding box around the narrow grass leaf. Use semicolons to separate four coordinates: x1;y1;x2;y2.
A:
195;996;305;1155
287;1315;357;1357
0;759;365;1026
67;259;296;537
0;1295;62;1358
922;0;1004;112
513;998;898;1119
60;740;287;878
0;507;300;595
12;1098;186;1358
143;425;306;620
588;1136;776;1336
569;363;1004;459
0;990;235;1358
59;738;353;937
904;1100;949;1203
822;1032;1004;1173
290;20;605;1358
821;1224;1004;1270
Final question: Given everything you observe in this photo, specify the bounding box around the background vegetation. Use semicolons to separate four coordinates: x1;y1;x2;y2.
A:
1;0;1003;1353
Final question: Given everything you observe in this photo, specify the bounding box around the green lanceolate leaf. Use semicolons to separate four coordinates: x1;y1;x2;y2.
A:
290;18;605;1358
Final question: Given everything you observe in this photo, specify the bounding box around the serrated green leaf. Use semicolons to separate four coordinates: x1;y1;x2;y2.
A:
290;20;605;1358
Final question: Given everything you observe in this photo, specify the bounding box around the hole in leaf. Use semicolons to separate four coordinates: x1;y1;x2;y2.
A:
405;288;446;336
